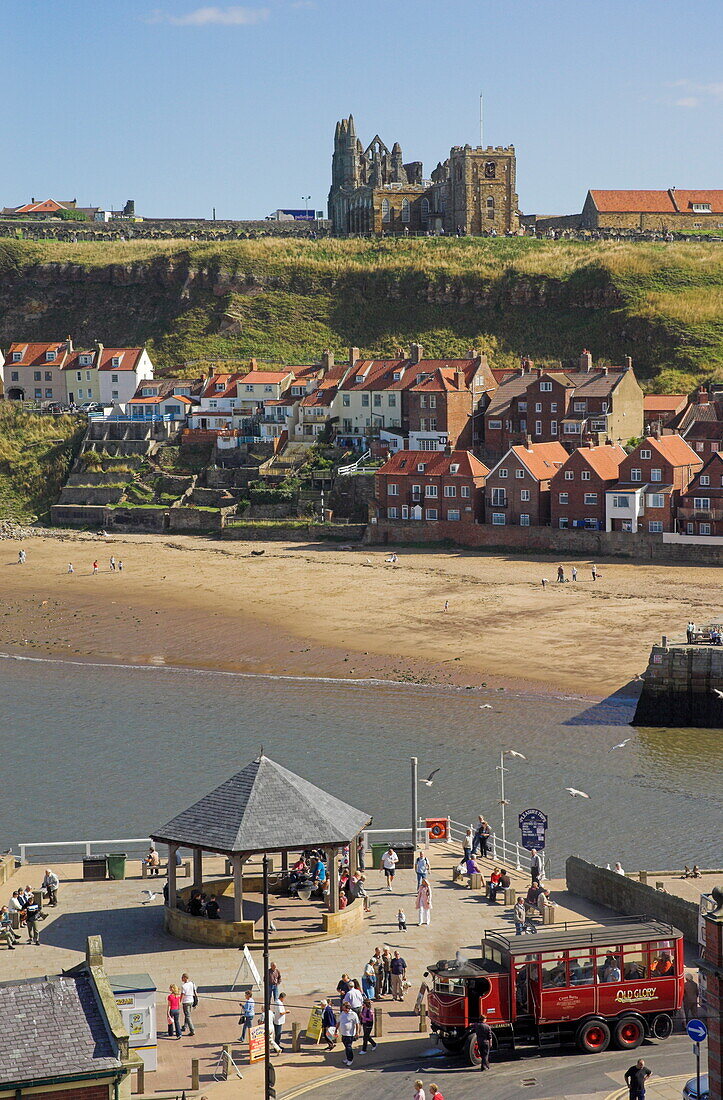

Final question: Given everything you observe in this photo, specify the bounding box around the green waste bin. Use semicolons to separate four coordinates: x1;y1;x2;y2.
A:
107;853;127;880
370;843;389;870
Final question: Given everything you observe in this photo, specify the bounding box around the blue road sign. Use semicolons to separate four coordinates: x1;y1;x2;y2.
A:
686;1018;708;1043
518;808;548;851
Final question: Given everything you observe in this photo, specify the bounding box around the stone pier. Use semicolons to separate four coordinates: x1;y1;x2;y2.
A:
633;641;723;728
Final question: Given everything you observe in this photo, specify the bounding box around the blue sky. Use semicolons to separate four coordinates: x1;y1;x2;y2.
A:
5;0;722;219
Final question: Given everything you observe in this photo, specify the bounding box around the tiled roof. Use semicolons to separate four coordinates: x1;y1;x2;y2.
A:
684;452;723;491
300;387;337;407
62;350;97;371
508;441;569;481
339;359;408;392
152;754;371;853
644;394;688;412
576;443;626;480
684;420;723;441
241;371;293;384
14;198;68;214
200;373;245;400
0;974;120;1086
486;367;628;417
5;341;68;366
377;449;489;478
97;347;144;372
589;190;676;213
671;190;723;214
642;434;702;467
409;364;478;393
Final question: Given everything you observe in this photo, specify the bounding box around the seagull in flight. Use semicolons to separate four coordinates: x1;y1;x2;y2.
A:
565;787;590;798
713;688;723;699
421;768;441;786
507;750;527;760
141;890;158;904
609;738;632;751
479;704;493;710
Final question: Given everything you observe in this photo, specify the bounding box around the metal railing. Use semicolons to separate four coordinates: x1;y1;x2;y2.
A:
337;448;371;476
17;837;163;865
365;819;549;877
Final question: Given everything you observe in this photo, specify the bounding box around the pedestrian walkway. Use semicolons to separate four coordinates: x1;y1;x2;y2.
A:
605;1074;690;1100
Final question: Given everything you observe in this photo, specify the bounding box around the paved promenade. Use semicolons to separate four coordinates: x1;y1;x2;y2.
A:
0;843;663;1099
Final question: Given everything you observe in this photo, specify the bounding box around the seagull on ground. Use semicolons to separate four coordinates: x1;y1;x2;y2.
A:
141;890;158;904
609;738;632;751
479;704;493;709
420;768;441;787
565;787;590;798
713;688;723;699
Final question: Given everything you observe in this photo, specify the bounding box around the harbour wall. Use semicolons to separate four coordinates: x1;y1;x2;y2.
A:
633;642;723;728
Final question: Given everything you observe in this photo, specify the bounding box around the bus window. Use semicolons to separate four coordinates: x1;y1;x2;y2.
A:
568;955;594;985
435;976;466;995
541;954;567;989
622;945;647;981
597;949;622;983
515;961;537;1014
649;947;675;977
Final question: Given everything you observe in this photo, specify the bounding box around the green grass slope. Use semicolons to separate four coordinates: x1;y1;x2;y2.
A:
0;237;722;391
0;407;84;521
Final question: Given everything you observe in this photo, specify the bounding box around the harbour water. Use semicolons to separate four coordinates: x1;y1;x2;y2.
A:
1;654;721;869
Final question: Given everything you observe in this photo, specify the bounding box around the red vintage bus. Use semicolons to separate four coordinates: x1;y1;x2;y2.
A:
426;918;683;1064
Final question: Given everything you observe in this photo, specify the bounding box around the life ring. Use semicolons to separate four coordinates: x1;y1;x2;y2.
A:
426;818;449;840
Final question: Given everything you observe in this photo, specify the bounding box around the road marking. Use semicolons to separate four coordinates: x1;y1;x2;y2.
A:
279;1070;354;1098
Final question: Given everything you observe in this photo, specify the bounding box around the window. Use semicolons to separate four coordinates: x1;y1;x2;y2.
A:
420;418;427;431
381;198;390;223
45;351;56;361
700;475;710;486
488;419;502;430
373;394;382;407
515;469;525;479
551;420;558;435
520;514;530;526
388;483;398;496
649;521;663;533
687;523;694;534
640;449;652;459
264;385;273;393
499;468;508;479
486;196;494;219
10;371;18;381
412;483;421;496
444;485;456;497
12;352;21;362
630;469;642;482
417;463;426;472
491;487;506;505
76;371;82;381
535;420;542;435
540;381;552;392
558;493;569;504
535;402;542;413
112;390;119;399
564;470;574;481
142;387;154;396
696;442;705;452
584;493;598;505
426;485;438;498
692;203;711;213
111;373;118;383
461;485;470;497
564;422;580;434
580;470;591;481
209;400;218;409
520;489;530;501
521;419;527;432
574;401;585;412
401;198;411;224
419;395;427;409
694;497;711;509
45;388;53;398
428;395;436;409
421;438;436;450
447;509;461;521
701;523;712;535
43;370;52;381
559;517;569;529
492;513;505;525
613;495;630;508
388;507;398;519
34;388;42;399
111;356;120;367
420;198;430;222
361;393;369;407
425;508;438;521
550;403;557;413
33;371;41;381
541;954;567;990
342;394;350;406
388;393;396;407
450;463;459;474
648;493;665;509
650;468;662;482
80;354;92;366
401;505;409;519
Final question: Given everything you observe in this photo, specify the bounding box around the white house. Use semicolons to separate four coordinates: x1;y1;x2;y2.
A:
96;345;154;406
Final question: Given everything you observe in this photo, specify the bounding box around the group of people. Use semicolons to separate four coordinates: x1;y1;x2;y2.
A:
166;973;199;1038
541;564;598;588
237;963;288;1053
0;870;59;949
186;890;220;919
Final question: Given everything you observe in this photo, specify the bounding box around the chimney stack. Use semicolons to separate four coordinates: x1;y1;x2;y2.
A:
524;433;533;449
579;349;593;372
66;335;74;353
321;349;335;371
349;346;359;368
248;358;257;370
455;368;465;389
467;348;478;359
410;342;423;365
624;355;633;371
696;387;708;405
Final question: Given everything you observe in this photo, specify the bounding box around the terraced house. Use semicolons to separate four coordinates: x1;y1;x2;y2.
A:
2;339;154;406
605;434;702;533
374;449;489;525
485;441;568;527
677;452;723;538
550;441;627;531
4;339;74;403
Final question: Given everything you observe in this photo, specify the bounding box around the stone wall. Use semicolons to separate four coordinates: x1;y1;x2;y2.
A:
167;507;229;531
57;486;125;505
221;522;365;542
633;643;723;728
329;474;376;522
566;855;698;943
0;853;16;886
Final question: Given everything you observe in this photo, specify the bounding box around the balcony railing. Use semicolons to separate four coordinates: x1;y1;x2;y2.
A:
678;507;723;521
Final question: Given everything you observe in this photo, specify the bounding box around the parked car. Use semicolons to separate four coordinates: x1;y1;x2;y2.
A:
683;1075;709;1099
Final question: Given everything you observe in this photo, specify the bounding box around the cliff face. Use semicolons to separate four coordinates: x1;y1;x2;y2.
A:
633;642;723;728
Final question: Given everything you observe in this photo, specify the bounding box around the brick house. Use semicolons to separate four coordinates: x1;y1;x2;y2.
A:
374;449;489;525
483;350;643;456
605;434;702;533
3;340;72;403
677;452;723;537
405;352;497;451
550;441;626;531
643;393;688;433
485;441;568;527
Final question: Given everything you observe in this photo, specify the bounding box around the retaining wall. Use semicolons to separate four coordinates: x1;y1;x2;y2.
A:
633;643;723;728
221;522;365;542
566;856;698;943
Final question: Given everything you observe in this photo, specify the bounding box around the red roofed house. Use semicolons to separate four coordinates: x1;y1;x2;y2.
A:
127;378;203;421
605;434;702;533
485;441;568;528
374;449;489;525
550;441;627;531
95;345;154;405
581;189;723;232
4;340;73;403
405;349;497;452
643;393;689;434
677;453;723;538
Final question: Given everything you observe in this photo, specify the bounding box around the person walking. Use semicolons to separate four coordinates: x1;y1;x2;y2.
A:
337;1002;358;1066
530;849;542;882
381;845;398;891
266;1006;282;1054
273;992;287;1050
624;1058;651;1100
397;907;407;931
118;559;124;571
67;562;74;574
268;961;282;1004
24;892;40;945
429;1086;445;1100
416;879;432;926
180;972;197;1036
359;998;377;1053
474;1013;493;1070
18;549;26;565
167;985;182;1039
42;868;59;906
346;979;364;1020
591;564;598;582
443;600;449;612
110;556;116;571
413;1080;426;1100
92;560;99;574
321;999;337;1050
390;950;407;1001
514;895;526;935
415;851;430;889
238;990;255;1041
362;958;376;1000
683;972;699;1021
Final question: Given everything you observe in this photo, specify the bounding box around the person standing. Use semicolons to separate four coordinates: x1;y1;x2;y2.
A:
346;979;364;1022
530;849;542;882
474;1013;493;1070
118;559;124;572
463;827;473;861
167;985;182;1039
443;600;449;612
24;892;40;945
513;895;526;935
381;948;392;996
18;549;26;565
42;868;59;906
357;836;366;871
415;851;430;889
67;563;74;574
362;958;376;1000
571;566;577;582
180;972;196;1036
471;816;485;857
109;556;116;571
321;999;336;1051
336;973;351;1010
92;560;99;574
390;950;407;1001
273;992;287;1050
683;972;699;1021
266;1005;282;1054
238;990;255;1041
416;879;432;926
381;846;398;891
687;621;696;644
359;998;376;1052
268;961;282;1004
413;1080;426;1100
591;564;598;582
429;1086;445;1100
624;1059;651;1100
337;1002;358;1066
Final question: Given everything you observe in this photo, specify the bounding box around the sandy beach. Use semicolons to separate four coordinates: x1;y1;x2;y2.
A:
0;531;715;697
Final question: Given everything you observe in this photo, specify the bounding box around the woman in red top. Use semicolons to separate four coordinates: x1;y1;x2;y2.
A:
167;984;182;1038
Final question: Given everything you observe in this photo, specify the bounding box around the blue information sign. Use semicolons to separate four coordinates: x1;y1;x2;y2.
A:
686;1018;708;1043
518;808;548;851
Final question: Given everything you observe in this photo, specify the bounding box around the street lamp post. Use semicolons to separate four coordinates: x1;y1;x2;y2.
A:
497;750;526;853
302;195;311;220
411;756;418;850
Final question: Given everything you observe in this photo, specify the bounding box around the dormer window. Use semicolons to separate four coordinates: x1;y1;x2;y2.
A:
216;383;225;391
692;203;711;213
417;463;426;472
12;352;21;362
45;351;56;362
450;464;459;474
393;371;402;381
111;356;121;367
356;375;365;383
80;355;92;366
142;387;154;396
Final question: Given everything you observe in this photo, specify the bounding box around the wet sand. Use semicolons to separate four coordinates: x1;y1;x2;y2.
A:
0;531;713;697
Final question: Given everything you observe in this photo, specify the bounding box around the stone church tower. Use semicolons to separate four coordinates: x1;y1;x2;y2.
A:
329;115;519;237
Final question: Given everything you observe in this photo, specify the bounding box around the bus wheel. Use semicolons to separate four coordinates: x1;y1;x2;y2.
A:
651;1014;673;1040
441;1036;466;1054
577;1019;611;1054
614;1016;644;1050
465;1031;481;1066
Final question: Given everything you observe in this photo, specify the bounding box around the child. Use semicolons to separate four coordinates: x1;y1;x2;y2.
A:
397;907;407;931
